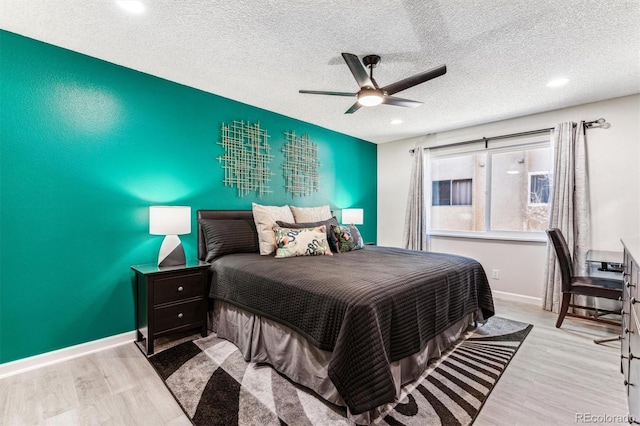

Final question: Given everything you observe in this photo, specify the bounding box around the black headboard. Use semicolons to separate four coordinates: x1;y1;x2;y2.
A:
196;210;254;261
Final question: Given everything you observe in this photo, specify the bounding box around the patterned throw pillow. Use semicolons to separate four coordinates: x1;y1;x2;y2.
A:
330;224;364;253
276;217;340;253
274;226;333;258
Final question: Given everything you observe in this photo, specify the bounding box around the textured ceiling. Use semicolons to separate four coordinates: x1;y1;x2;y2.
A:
1;0;639;143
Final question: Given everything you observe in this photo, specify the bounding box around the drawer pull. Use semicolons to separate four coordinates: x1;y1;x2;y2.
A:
625;327;634;335
624;379;634;387
627;282;636;288
177;286;184;292
632;297;637;305
177;313;184;319
622;353;636;361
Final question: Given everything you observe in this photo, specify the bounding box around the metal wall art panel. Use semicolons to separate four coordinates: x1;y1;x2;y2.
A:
217;120;274;197
282;131;320;197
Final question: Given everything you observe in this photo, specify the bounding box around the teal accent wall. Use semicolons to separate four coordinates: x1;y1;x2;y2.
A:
0;31;377;364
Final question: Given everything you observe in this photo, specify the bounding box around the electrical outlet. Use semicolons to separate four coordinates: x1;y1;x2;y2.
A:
492;269;500;279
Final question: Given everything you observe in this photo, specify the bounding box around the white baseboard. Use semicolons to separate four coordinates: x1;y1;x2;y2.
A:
492;290;542;306
0;292;539;378
0;331;137;379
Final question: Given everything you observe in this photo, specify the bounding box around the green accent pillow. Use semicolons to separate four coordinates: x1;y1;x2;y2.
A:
330;224;364;253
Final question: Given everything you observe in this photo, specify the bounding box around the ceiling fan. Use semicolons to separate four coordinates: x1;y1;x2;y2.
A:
299;53;446;114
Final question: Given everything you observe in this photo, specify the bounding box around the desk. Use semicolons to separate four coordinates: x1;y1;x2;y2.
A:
586;250;624;274
585;249;623;323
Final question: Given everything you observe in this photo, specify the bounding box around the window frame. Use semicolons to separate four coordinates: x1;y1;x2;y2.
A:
428;140;551;241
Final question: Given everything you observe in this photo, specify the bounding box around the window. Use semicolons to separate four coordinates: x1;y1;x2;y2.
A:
432;180;451;206
429;142;551;235
529;172;550;205
432;179;472;206
452;179;472;205
430;154;484;232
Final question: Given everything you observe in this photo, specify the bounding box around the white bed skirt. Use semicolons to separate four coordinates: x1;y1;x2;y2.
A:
211;300;483;424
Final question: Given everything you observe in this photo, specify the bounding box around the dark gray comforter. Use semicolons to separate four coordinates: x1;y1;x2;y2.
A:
209;245;494;415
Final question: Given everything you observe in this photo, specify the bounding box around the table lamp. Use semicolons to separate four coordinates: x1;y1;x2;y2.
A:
342;208;364;226
149;206;191;266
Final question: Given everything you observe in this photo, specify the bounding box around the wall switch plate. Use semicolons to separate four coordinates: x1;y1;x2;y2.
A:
492;269;500;279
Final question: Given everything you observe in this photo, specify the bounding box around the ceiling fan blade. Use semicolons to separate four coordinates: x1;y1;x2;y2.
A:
299;90;356;97
345;102;363;114
342;53;374;88
382;64;447;95
382;96;423;108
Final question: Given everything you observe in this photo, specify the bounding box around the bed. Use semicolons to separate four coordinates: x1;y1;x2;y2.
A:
197;210;494;424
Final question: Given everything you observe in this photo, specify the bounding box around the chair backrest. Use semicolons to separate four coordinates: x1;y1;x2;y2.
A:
546;228;574;292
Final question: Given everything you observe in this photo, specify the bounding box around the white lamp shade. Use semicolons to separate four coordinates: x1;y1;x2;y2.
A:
342;208;364;225
149;206;191;235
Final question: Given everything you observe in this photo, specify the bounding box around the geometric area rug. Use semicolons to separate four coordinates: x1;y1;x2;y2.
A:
147;316;532;426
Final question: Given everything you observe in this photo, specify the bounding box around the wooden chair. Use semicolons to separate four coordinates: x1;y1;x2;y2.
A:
546;228;623;329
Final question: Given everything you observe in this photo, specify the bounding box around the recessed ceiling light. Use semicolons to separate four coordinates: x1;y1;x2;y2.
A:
116;0;145;14
546;78;569;88
390;119;403;125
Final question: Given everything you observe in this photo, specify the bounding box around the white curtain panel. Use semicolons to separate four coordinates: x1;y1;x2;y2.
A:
543;122;590;312
403;146;431;251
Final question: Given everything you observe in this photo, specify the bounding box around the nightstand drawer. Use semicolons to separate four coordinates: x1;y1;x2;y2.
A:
154;299;204;333
153;272;204;305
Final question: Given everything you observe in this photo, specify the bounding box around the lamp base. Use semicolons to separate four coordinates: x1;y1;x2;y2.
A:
158;234;186;267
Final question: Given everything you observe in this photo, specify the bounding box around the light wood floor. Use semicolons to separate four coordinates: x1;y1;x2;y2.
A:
0;299;627;425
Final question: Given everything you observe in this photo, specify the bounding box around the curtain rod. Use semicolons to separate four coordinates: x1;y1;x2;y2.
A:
409;118;607;154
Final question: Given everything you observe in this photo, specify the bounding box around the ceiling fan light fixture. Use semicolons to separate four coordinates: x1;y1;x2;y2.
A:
299;53;446;114
357;88;384;106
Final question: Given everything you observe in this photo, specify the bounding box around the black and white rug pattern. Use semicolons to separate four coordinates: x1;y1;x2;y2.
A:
148;316;532;426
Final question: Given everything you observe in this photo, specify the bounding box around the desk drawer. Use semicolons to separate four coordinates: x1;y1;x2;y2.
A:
628;327;640;420
154;272;204;305
154;299;203;334
623;312;631;378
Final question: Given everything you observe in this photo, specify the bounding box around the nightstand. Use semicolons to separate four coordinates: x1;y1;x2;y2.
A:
132;260;209;355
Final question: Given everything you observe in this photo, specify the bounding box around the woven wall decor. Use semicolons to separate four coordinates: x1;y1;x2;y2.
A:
217;120;274;197
282;131;320;197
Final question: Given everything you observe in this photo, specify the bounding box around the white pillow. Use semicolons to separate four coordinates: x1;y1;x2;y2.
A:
290;205;332;223
252;202;295;255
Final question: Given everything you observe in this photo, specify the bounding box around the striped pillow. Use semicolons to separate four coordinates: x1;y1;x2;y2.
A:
199;219;259;261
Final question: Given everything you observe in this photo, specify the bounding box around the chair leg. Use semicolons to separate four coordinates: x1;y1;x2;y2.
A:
594;335;621;345
556;293;570;328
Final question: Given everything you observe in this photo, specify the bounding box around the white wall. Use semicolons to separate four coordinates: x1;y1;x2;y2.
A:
378;94;640;300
